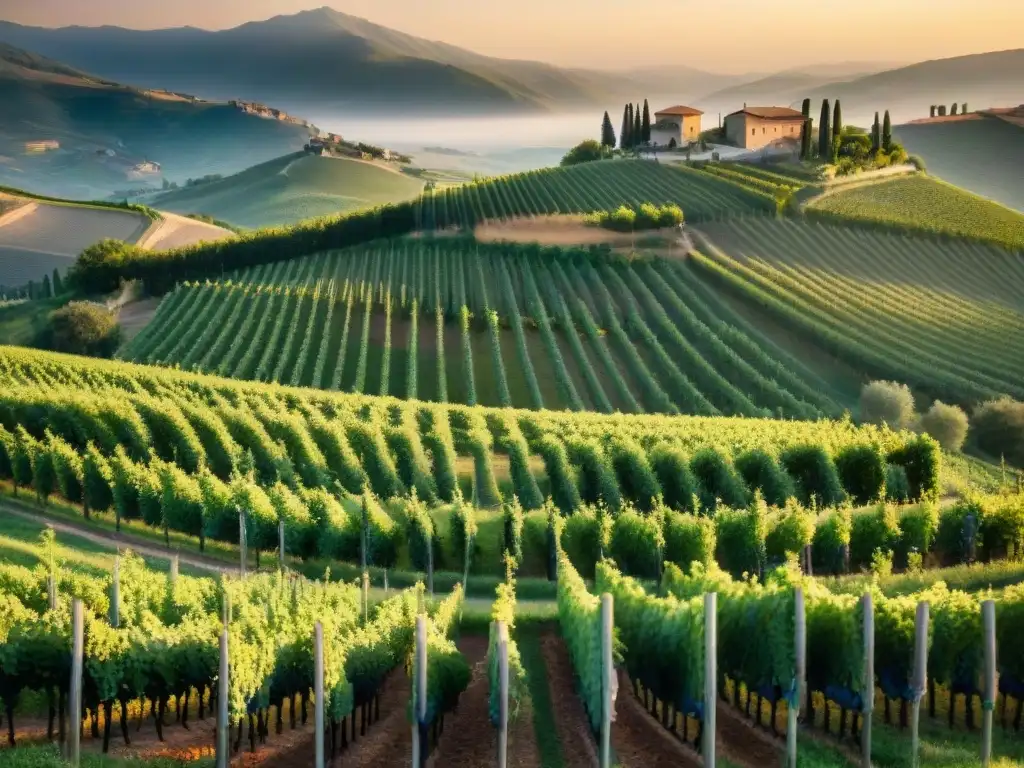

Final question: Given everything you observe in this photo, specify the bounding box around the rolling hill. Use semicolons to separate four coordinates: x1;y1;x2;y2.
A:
895;113;1024;212
151;152;426;229
0;8;638;116
0;41;314;200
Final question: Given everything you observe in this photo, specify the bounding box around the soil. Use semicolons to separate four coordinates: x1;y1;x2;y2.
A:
135;211;234;251
323;666;413;768
539;633;599;768
117;297;162;343
612;673;703;768
474;215;689;259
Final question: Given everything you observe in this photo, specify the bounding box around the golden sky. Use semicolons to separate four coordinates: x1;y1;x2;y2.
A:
1;0;1021;71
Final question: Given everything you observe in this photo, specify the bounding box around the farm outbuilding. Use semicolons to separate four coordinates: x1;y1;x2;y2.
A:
724;106;804;150
651;106;703;147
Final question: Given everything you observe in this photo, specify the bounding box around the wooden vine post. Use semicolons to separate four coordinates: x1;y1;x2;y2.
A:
412;614;428;768
981;600;996;767
68;599;84;767
314;621;325;768
278;519;286;570
362;571;370;625
497;620;509;768
861;592;874;768
170;554;179;585
600;593;614;768
704;592;717;766
238;508;247;579
216;628;229;768
910;601;930;768
786;587;806;768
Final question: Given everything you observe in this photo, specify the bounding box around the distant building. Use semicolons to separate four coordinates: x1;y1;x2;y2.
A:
724;107;805;150
651;106;704;147
128;160;161;177
24;140;60;153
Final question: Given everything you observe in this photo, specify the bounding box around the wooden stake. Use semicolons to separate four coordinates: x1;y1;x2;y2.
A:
238;509;247;579
216;629;228;768
412;615;427;768
704;592;717;766
497;621;509;768
787;588;806;768
982;600;996;767
170;554;179;585
314;621;325;768
362;571;370;625
911;601;930;768
278;519;286;571
862;593;874;768
68;599;84;767
600;593;613;768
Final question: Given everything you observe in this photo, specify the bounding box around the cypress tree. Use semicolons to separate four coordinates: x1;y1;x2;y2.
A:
641;99;652;143
801;98;811;118
801;118;813;160
620;105;631;150
962;102;968;114
818;99;831;159
601;111;616;148
930;105;936;118
882;110;893;152
951;103;958;116
27;280;35;300
831;100;843;160
872;112;881;152
41;274;52;299
633;104;642;148
52;268;63;297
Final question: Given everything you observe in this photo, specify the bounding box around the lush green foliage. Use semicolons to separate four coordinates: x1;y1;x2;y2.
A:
38;302;121;358
561;140;612;166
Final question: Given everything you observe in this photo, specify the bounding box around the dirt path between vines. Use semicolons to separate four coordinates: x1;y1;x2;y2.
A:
0;503;231;575
426;634;496;766
325;666;413;767
539;633;599;768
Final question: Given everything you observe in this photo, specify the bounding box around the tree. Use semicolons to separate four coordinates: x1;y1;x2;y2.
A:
937;105;947;117
951;103;959;116
601;111;617;148
962;103;968;114
620;104;631;150
818;99;832;160
860;380;916;431
641;99;652;144
929;105;936;118
52;268;63;297
40;301;121;357
872;112;881;152
41;274;52;299
831;100;843;160
801;98;811;118
801;118;814;160
561;139;610;167
882;110;893;152
27;280;35;300
920;401;969;453
633;104;642;148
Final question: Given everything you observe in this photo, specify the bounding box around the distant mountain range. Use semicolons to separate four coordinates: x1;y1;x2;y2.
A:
0;41;312;200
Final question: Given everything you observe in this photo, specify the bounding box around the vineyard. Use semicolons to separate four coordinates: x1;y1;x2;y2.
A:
806;175;1024;251
119;237;844;418
691;217;1024;408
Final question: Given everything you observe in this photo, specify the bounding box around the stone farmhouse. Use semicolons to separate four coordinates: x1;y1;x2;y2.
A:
724;106;805;150
650;106;704;148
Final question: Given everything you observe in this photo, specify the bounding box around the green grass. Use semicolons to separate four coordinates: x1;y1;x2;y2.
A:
807;174;1024;251
895;117;1024;214
0;295;67;345
153;152;425;229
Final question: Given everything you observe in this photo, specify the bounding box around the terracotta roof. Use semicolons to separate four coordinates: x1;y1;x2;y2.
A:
727;106;805;120
655;105;704;117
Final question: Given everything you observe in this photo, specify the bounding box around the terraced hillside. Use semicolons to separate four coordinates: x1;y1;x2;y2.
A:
119;237;841;419
691;217;1024;408
806;174;1024;250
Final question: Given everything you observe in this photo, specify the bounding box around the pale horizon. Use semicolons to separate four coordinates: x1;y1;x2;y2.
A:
0;0;1020;72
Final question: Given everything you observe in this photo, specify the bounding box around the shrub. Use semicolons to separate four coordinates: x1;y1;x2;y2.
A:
765;499;816;564
970;398;1024;467
887;435;941;500
40;301;121;358
663;510;716;569
780;444;845;507
908;155;927;172
834;444;886;505
885;464;911;503
734;448;794;507
690;448;747;512
849;503;901;569
860;380;916;430
980;493;1024;561
812;505;852;574
715;494;768;578
607;437;662;512
895;500;940;567
561;139;611;166
609;507;665;580
935;497;984;564
919;401;969;452
649;444;698;513
560;505;610;579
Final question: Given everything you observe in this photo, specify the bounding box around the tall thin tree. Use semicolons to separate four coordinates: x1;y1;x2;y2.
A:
802;118;814;160
882;110;893;152
818;99;832;159
641;99;652;144
633;104;642;148
620;105;631;150
601;112;616;148
872;112;881;153
801;98;811;118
